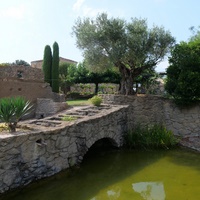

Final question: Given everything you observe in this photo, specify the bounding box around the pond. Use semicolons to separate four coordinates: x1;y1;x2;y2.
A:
0;147;200;200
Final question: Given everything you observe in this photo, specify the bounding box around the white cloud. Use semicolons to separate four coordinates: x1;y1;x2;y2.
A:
0;4;26;20
72;0;106;17
82;6;106;17
73;0;85;12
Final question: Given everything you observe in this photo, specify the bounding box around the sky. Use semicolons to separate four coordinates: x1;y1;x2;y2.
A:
0;0;200;72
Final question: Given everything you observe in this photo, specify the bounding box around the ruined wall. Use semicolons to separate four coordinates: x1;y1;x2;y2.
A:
0;65;51;102
1;65;65;101
0;78;52;102
0;105;128;193
0;65;66;118
0;65;44;80
101;94;200;138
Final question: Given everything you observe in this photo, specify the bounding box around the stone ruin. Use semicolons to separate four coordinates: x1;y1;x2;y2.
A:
0;65;67;119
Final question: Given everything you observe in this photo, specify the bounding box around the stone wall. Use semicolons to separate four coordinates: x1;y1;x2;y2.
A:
35;98;67;118
0;65;66;118
0;65;44;80
101;94;200;138
0;105;128;193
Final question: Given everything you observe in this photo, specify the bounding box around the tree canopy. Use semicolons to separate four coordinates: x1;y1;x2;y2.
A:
73;13;175;95
59;62;121;95
165;39;200;105
0;60;30;67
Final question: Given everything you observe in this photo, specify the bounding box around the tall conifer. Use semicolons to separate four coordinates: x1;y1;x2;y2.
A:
52;42;60;93
42;45;52;86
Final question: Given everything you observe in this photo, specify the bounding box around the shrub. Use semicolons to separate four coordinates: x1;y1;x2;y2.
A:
0;97;33;132
125;124;178;149
165;40;200;105
89;95;102;106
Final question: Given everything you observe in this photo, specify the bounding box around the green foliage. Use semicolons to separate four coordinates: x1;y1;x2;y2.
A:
89;95;102;106
61;115;77;121
165;40;200;105
67;99;90;106
0;97;33;132
12;60;30;67
59;61;120;96
42;45;52;86
125;124;178;150
73;13;175;95
74;62;120;94
0;60;30;67
59;63;77;95
189;26;200;42
52;42;60;93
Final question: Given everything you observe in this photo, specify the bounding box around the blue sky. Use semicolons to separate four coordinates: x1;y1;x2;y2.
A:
0;0;200;71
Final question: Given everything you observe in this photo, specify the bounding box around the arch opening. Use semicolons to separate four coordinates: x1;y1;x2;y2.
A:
83;138;119;160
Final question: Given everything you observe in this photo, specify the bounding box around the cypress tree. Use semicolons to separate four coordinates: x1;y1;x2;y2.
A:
52;41;60;93
42;45;52;86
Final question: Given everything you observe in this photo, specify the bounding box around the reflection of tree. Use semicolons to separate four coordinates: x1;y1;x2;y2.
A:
132;182;165;200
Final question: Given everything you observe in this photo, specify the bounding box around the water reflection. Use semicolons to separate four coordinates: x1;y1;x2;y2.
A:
90;186;121;200
107;187;121;199
132;182;165;200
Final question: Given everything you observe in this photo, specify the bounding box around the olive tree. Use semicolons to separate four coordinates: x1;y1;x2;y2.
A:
73;13;175;95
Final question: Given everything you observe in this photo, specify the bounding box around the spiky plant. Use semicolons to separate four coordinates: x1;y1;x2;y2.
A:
0;97;33;132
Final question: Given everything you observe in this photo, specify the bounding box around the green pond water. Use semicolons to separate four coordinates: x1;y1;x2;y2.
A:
0;148;200;200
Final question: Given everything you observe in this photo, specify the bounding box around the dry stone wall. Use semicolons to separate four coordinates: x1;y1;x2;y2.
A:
0;105;128;194
101;94;200;138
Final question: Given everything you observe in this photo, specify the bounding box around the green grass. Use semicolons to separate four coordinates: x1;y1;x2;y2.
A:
125;124;178;150
61;115;78;121
66;99;90;106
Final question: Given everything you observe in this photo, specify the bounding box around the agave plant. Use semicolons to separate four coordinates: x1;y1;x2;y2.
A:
0;96;33;132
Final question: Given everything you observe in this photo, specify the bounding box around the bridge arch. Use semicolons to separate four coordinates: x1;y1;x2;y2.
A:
82;137;119;160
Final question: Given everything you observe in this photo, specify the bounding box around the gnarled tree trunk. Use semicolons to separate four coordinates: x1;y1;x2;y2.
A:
118;64;135;95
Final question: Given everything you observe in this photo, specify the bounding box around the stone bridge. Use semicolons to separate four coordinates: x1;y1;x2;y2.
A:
0;104;128;193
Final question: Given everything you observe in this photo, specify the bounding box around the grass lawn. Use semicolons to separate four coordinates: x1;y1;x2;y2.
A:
66;99;91;106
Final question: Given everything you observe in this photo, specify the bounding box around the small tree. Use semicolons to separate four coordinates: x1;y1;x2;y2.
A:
42;45;52;86
59;63;77;95
165;40;200;105
52;42;60;93
0;97;33;132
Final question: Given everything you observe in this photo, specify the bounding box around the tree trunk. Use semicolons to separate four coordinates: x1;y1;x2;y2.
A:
118;64;135;95
95;83;99;95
